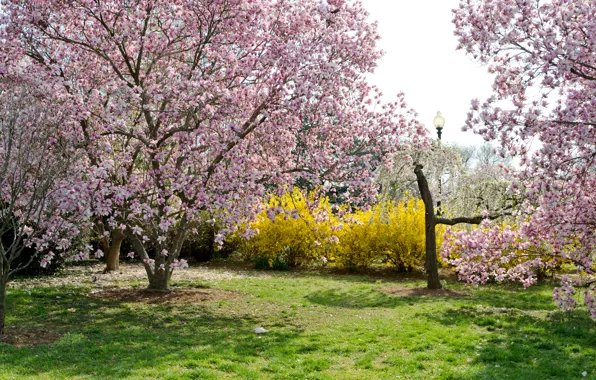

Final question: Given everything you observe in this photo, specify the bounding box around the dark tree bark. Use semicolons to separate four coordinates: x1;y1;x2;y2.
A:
104;229;124;273
414;163;511;290
0;276;6;338
414;164;442;289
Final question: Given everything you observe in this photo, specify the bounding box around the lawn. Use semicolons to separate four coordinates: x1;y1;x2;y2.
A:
0;263;594;379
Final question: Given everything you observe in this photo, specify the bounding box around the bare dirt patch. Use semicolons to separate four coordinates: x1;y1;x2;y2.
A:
1;328;62;348
9;262;268;292
91;286;241;305
382;286;468;298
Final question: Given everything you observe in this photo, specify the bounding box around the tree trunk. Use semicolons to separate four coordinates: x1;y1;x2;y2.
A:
414;164;443;290
0;277;6;338
126;233;158;287
147;264;172;291
104;229;124;273
126;218;189;291
424;214;441;289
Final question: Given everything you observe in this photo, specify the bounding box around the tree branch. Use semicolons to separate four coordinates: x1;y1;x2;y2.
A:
436;211;511;226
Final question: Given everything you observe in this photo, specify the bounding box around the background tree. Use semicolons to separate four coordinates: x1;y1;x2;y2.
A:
1;0;425;290
447;143;514;219
0;79;85;338
378;143;463;203
449;0;596;318
473;143;512;171
452;144;475;168
377;143;515;289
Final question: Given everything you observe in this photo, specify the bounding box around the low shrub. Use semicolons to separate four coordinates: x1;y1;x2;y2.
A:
442;222;569;282
239;188;339;268
238;188;445;271
253;248;292;271
336;198;441;271
178;216;240;262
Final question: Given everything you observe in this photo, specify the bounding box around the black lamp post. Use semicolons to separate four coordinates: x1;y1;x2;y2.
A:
433;111;445;142
433;112;445;215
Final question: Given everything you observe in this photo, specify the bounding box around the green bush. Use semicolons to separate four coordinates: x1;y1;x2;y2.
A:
181;217;240;262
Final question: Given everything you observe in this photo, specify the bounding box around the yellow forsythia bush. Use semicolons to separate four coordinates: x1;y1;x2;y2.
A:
239;188;341;268
238;188;445;271
337;198;445;271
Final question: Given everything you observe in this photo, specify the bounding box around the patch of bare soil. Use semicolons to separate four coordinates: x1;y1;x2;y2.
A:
0;328;62;348
8;262;270;293
382;286;469;298
91;286;241;305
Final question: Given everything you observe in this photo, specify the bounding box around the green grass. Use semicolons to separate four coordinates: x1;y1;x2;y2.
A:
1;264;594;379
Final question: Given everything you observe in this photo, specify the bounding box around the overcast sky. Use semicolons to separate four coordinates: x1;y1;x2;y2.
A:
362;0;494;147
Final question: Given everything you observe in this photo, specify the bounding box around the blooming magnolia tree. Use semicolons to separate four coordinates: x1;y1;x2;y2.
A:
0;79;85;338
1;0;425;290
446;0;596;318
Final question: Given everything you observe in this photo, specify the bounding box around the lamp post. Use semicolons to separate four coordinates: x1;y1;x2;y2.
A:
433;111;445;142
433;112;445;216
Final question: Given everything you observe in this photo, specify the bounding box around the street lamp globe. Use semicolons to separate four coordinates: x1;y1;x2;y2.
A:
433;111;445;140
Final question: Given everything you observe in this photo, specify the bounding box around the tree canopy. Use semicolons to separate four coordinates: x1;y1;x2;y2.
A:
448;0;595;319
0;0;424;289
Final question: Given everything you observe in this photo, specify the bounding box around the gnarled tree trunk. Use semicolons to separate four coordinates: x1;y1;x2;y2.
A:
126;218;189;291
104;229;124;273
147;259;173;291
414;163;442;290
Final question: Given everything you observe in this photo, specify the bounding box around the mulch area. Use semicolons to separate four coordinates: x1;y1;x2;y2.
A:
90;286;241;305
1;328;62;348
382;286;469;298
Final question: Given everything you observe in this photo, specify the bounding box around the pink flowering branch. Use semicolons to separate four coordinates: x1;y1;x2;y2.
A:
450;0;596;319
0;0;425;289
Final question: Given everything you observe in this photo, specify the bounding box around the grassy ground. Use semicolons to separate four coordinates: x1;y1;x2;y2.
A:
0;262;594;379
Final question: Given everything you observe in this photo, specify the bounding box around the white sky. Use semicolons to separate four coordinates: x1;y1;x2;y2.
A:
362;0;495;147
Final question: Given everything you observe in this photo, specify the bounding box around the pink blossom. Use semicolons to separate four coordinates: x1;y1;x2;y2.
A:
0;0;422;290
449;0;596;319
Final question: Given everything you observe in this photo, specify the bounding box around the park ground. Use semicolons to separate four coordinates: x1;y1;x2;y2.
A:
0;262;594;379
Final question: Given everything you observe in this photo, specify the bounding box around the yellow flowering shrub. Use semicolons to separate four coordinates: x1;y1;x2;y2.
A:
336;198;446;271
238;188;445;271
238;188;341;268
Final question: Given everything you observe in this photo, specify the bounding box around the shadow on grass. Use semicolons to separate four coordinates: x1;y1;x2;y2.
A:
202;259;433;284
467;285;558;311
305;282;557;312
422;305;596;379
0;286;303;379
305;287;437;308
